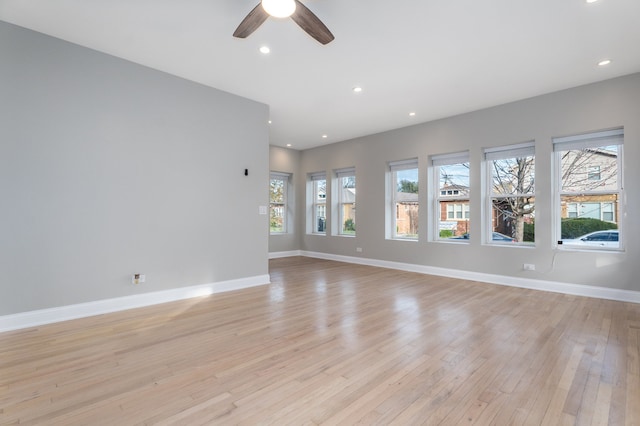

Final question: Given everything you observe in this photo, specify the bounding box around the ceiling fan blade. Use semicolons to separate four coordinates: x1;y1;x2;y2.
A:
291;0;334;45
233;3;269;39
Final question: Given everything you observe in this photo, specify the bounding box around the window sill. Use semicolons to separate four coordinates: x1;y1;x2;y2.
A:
557;245;624;254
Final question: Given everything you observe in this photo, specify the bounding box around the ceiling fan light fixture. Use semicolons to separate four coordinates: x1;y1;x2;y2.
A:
262;0;296;18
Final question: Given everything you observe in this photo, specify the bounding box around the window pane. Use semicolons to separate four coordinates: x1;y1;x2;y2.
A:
270;204;284;233
491;198;532;243
491;156;535;196
270;178;284;203
560;147;618;193
394;168;418;239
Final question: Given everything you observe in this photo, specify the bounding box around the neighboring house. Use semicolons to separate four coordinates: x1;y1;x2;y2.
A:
559;148;619;224
340;187;356;229
438;184;470;237
395;192;419;236
435;149;620;240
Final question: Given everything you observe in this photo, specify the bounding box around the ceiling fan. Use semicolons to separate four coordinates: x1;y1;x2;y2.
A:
233;0;334;45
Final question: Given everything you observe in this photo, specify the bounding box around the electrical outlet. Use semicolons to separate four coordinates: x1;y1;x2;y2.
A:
523;264;536;271
356;247;363;253
132;274;146;284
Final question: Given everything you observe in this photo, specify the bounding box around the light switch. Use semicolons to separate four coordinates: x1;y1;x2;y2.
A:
259;205;267;215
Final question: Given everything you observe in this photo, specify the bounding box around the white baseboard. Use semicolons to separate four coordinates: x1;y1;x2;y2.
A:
0;274;271;333
269;250;302;259
5;251;638;334
297;251;640;304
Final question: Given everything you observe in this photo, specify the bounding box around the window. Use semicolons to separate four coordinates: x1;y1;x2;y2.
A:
309;172;327;234
553;128;623;250
335;167;356;236
389;159;419;239
431;152;470;240
269;172;290;234
484;142;535;244
447;203;470;220
565;202;616;222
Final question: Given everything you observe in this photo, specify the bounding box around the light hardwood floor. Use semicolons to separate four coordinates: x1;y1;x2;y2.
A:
1;256;639;425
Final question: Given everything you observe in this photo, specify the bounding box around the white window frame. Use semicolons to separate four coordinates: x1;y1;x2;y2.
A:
334;167;356;236
388;158;419;240
484;142;535;245
269;172;290;234
431;151;470;242
553;128;624;251
309;171;327;235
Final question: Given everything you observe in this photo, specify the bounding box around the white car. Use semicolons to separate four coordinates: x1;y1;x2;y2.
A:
562;230;619;248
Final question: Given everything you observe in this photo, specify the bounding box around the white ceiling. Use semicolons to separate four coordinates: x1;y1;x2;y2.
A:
1;0;639;150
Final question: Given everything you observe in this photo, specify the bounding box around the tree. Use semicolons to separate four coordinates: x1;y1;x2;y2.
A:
342;175;356;188
398;179;418;194
491;157;535;243
269;178;285;231
560;148;618;192
492;147;618;242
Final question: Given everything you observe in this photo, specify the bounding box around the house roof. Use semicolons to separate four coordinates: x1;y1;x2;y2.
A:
2;1;639;150
396;192;419;203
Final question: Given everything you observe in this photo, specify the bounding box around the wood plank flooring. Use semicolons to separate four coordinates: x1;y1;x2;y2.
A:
1;256;639;425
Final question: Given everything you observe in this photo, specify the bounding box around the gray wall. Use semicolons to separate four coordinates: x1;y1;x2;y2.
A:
288;74;640;291
0;22;270;315
269;146;302;253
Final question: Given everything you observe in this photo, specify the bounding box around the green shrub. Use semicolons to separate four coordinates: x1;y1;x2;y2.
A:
523;222;535;242
561;218;617;239
344;218;356;232
439;229;453;238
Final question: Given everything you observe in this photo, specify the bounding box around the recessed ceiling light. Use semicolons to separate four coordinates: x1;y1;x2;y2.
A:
598;59;612;66
268;120;272;124
286;143;292;147
260;46;271;54
322;134;328;139
353;87;363;93
586;0;598;3
409;112;416;117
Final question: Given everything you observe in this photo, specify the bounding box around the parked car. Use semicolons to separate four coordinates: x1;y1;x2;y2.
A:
562;230;619;248
449;232;516;242
491;232;517;242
